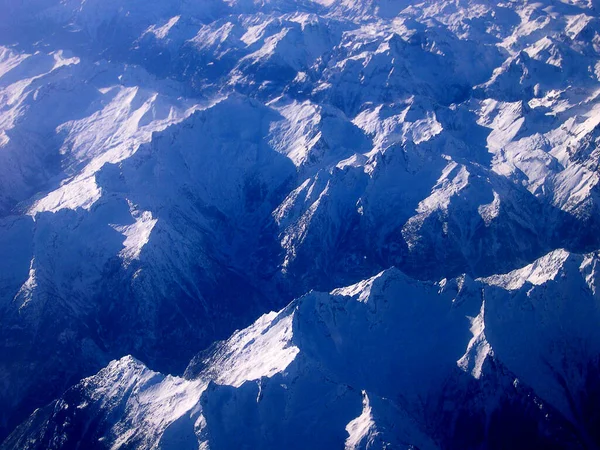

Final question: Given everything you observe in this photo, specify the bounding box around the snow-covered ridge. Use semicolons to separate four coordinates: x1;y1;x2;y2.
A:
5;248;600;449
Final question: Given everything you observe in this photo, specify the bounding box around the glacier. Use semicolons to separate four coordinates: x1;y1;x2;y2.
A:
1;0;600;448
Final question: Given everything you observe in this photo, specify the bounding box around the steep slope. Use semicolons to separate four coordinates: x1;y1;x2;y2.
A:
5;249;600;449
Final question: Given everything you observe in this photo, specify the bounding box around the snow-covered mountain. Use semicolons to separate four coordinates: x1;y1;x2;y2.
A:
1;0;600;447
5;250;600;449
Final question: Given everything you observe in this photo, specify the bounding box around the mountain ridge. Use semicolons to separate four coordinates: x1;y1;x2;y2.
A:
5;248;600;448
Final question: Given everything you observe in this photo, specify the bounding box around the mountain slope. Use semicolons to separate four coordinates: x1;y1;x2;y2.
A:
5;249;600;449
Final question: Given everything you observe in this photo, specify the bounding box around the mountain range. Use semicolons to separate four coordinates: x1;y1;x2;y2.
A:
1;0;600;448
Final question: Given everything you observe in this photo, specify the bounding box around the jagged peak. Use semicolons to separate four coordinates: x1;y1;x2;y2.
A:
483;248;576;290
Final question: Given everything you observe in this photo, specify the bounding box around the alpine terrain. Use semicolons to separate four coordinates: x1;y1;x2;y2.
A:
1;0;600;448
